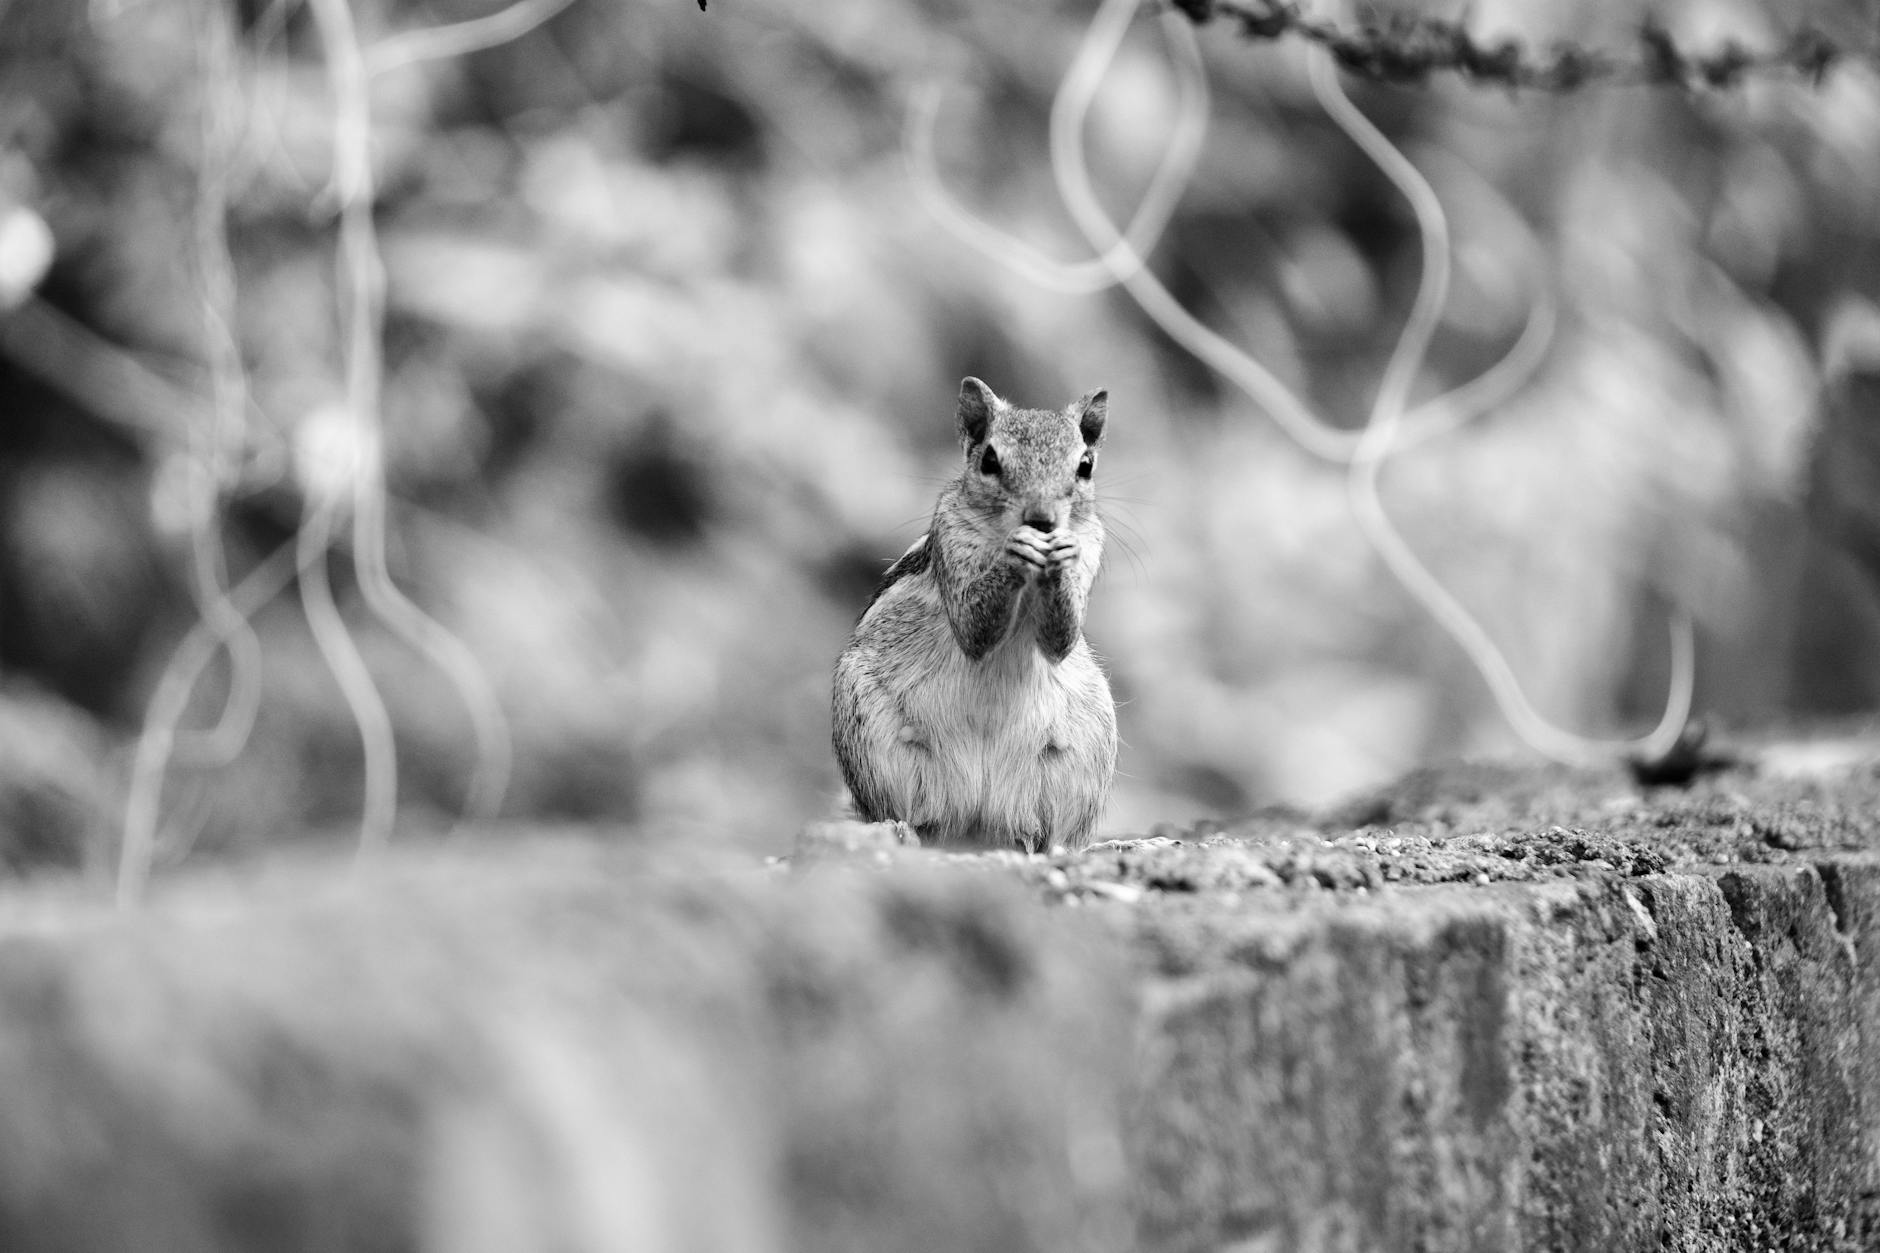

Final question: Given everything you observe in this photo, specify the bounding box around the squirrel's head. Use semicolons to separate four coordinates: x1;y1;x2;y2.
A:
954;377;1107;533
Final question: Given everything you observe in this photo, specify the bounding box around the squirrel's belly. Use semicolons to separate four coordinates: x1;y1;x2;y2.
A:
895;644;1112;848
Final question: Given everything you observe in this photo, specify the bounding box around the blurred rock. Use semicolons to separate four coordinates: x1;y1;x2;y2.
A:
0;841;1137;1253
0;683;115;874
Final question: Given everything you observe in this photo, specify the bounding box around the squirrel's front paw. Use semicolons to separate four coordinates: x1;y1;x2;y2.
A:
1043;532;1080;577
1005;527;1052;574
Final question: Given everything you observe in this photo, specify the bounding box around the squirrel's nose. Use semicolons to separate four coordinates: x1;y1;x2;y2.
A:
1023;513;1056;533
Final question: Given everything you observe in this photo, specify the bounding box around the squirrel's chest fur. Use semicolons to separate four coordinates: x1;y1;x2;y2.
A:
833;566;1115;850
886;576;1070;743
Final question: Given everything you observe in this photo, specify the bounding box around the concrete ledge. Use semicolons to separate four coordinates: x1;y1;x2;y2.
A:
1128;867;1878;1251
0;755;1877;1250
1094;758;1880;1251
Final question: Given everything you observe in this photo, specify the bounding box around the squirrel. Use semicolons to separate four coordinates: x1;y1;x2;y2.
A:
830;377;1118;853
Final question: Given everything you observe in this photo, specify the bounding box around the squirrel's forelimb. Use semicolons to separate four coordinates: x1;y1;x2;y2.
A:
936;526;1031;661
1035;531;1090;664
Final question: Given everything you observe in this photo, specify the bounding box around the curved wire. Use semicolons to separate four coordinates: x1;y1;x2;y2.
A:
904;0;1208;295
118;539;299;906
313;0;513;843
176;1;266;768
298;477;400;860
1307;49;1693;765
1046;0;1345;454
1393;149;1559;450
365;0;578;76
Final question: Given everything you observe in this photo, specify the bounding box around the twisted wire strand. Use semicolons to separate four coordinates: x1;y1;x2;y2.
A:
1173;0;1851;90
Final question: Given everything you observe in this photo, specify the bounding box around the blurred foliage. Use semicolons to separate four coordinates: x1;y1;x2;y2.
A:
0;0;1877;870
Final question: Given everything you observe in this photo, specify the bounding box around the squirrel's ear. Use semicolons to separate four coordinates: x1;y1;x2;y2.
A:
957;377;999;445
1075;389;1108;446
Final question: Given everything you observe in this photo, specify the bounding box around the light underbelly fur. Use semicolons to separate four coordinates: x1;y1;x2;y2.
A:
861;600;1114;849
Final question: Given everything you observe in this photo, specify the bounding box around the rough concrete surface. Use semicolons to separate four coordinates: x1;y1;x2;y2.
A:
0;744;1878;1251
1025;749;1880;1252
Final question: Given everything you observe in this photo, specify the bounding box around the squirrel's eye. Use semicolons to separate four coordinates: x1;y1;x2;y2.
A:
1076;451;1095;481
978;446;1001;476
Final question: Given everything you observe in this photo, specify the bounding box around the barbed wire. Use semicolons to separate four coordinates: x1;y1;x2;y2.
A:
1166;0;1864;89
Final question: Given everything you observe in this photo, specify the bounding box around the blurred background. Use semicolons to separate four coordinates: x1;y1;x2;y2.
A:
0;0;1876;872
